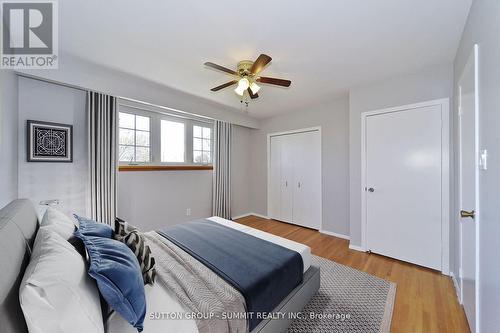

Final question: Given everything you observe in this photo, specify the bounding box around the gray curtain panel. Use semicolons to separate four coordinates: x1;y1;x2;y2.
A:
212;120;232;219
87;91;117;225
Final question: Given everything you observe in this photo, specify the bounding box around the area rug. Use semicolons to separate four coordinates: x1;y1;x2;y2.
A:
287;255;396;333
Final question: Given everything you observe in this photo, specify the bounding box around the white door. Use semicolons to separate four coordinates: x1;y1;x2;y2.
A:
458;45;478;333
268;129;322;228
292;131;321;229
365;105;443;270
279;134;295;223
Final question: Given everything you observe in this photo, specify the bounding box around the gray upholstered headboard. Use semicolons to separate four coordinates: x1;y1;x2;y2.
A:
0;199;39;333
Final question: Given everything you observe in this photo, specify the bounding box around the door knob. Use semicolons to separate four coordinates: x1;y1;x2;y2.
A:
460;210;475;219
368;187;375;193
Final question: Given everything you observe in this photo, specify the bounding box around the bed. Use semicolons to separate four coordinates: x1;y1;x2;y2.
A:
0;199;320;333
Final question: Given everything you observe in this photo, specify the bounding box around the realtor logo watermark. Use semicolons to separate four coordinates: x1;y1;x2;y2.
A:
1;0;58;69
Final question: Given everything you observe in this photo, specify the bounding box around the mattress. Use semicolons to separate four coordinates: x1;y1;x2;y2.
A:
106;217;312;333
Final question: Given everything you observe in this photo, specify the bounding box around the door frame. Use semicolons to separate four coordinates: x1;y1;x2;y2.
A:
267;126;322;230
360;98;450;274
457;44;480;333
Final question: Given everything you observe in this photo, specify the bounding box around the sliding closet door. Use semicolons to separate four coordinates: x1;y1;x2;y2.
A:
292;131;321;229
279;134;294;223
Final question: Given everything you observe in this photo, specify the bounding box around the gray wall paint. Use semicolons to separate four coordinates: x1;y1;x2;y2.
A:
117;170;213;230
248;97;350;236
348;64;454;246
17;77;88;216
19;54;259;129
454;1;500;330
0;70;18;208
117;124;252;229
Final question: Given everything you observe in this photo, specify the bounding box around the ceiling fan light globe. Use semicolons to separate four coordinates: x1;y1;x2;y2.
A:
234;86;245;96
250;82;261;94
238;77;250;90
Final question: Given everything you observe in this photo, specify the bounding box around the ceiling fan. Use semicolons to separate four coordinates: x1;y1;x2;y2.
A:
204;54;291;99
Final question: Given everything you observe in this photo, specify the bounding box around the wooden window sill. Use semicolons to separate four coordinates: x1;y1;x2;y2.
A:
119;165;213;172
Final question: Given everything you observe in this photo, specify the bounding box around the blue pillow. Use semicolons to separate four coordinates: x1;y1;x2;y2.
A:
74;229;146;332
74;215;114;238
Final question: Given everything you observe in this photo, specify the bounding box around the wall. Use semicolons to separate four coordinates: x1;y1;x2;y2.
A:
117;124;253;230
248;96;350;236
453;0;500;331
0;70;18;208
348;64;454;247
117;170;213;230
17;77;88;216
19;54;259;129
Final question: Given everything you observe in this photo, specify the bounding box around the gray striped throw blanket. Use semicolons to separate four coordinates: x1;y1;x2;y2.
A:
143;231;248;333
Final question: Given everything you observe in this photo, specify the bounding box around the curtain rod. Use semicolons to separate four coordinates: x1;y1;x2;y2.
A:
16;73;217;123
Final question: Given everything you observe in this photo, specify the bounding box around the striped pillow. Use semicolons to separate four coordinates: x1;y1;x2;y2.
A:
114;218;156;285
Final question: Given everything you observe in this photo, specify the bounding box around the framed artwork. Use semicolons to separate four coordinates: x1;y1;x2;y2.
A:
27;120;73;162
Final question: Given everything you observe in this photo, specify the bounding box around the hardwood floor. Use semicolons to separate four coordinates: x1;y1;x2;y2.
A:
234;215;471;333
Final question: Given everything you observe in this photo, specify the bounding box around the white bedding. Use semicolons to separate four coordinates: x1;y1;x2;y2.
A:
106;216;312;333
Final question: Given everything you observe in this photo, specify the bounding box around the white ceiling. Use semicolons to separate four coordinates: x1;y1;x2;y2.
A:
59;0;472;119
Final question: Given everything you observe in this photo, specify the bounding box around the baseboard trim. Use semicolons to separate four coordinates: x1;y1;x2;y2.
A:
348;244;366;252
232;212;270;220
319;229;350;240
450;271;462;303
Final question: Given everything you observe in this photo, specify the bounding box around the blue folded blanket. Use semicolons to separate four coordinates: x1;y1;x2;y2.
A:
157;219;303;331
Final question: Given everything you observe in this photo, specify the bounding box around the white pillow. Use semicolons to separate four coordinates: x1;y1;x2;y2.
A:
19;228;105;333
40;207;76;240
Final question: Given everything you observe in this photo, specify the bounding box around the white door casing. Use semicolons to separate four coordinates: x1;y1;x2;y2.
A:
361;99;450;273
458;44;479;333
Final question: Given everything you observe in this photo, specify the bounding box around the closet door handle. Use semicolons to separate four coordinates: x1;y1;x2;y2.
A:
298;182;301;188
285;181;288;187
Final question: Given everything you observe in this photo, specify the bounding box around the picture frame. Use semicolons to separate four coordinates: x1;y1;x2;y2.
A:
27;120;73;162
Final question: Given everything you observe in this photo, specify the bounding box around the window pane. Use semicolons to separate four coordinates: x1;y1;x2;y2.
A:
193;125;202;138
203;127;211;139
202;139;210;151
136;115;150;131
161;120;185;162
119;145;134;162
205;152;211;163
136;130;150;147
119;112;135;129
119;128;135;145
193;138;202;150
193;150;203;163
135;147;150;162
202;152;210;164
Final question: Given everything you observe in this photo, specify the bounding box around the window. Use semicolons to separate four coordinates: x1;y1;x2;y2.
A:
119;112;151;163
161;120;185;162
118;108;213;167
193;125;211;164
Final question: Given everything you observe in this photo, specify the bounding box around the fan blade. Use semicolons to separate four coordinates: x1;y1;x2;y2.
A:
256;76;291;87
211;80;238;91
204;62;237;75
247;88;259;99
250;54;272;75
